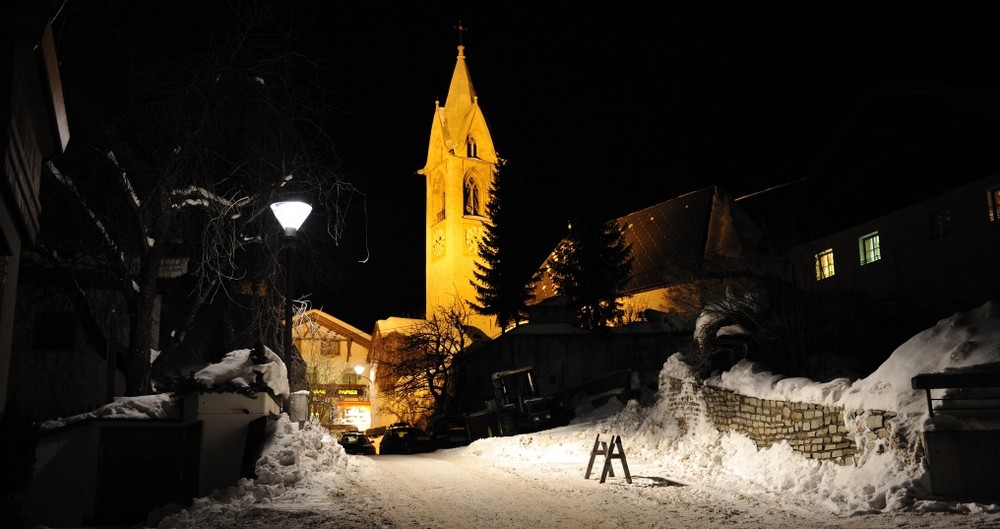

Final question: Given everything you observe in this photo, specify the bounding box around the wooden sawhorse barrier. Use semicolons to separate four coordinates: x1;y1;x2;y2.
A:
585;434;632;484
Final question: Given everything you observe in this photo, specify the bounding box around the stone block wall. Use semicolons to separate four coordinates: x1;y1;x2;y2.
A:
663;376;898;465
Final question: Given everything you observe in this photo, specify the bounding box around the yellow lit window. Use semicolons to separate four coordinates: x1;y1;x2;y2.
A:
815;249;835;280
988;185;1000;222
859;232;881;265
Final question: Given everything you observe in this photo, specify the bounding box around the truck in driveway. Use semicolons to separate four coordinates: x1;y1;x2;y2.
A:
461;366;634;440
484;366;567;436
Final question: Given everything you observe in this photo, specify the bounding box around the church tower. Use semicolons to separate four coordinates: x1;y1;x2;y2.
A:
418;43;500;337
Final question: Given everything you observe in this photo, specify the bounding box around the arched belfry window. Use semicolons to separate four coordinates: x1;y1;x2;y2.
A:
464;173;484;217
466;135;478;158
432;176;445;223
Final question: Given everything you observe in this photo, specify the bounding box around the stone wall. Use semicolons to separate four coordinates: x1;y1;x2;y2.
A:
663;376;898;465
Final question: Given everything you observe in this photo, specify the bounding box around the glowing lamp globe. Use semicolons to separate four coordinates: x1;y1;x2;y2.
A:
270;201;312;236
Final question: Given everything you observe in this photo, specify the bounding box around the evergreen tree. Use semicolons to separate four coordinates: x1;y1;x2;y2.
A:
546;112;634;330
549;216;634;330
470;159;533;330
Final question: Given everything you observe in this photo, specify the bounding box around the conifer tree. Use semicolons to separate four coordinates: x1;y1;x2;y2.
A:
470;159;533;330
545;112;635;330
549;216;633;330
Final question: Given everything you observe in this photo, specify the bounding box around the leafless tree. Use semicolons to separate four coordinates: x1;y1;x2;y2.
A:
376;301;474;426
35;1;362;395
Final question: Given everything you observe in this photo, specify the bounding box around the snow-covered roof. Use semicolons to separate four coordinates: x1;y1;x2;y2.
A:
530;186;763;303
299;309;372;348
373;316;425;336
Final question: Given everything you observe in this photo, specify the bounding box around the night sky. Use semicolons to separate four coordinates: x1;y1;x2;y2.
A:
100;2;994;332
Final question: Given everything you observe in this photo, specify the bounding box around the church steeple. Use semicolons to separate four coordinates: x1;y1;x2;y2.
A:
422;42;495;175
443;45;476;142
418;38;500;337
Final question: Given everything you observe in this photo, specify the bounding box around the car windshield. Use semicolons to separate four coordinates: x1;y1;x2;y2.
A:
341;435;368;445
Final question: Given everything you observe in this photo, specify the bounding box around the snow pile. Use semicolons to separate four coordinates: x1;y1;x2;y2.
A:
37;393;180;431
545;362;925;515
193;346;290;399
839;300;1000;415
710;361;853;405
154;415;370;527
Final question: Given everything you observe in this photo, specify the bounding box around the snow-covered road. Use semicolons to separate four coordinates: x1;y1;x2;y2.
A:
347;445;992;529
152;423;1000;529
368;450;760;529
370;452;601;527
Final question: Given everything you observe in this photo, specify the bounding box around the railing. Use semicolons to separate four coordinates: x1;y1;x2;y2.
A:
910;372;1000;417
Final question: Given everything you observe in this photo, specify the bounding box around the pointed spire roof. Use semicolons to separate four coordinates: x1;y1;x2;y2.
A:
440;44;478;152
444;45;476;118
421;43;497;174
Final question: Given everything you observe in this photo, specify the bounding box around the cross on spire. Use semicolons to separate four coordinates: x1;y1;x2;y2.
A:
454;20;467;46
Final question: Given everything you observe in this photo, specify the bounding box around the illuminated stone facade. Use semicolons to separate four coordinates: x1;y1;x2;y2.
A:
419;44;500;338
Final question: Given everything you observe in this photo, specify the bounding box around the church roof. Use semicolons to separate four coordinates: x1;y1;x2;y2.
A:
530;186;763;302
372;316;425;337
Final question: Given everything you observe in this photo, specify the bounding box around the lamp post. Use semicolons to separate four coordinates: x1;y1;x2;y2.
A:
354;364;373;431
270;200;312;393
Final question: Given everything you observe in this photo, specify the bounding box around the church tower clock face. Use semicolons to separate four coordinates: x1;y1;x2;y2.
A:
464;225;482;255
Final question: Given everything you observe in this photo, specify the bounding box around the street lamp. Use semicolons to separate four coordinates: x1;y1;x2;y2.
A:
354;364;371;384
270;200;312;393
354;364;374;431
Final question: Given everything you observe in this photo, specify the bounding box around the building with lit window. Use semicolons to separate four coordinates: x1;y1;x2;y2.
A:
292;309;374;433
739;85;1000;355
788;172;1000;322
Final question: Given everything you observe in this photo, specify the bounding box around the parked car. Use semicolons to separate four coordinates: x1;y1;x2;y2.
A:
429;416;472;449
338;432;376;455
378;425;435;455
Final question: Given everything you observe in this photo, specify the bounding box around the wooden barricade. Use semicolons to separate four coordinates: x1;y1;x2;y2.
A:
584;434;632;484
